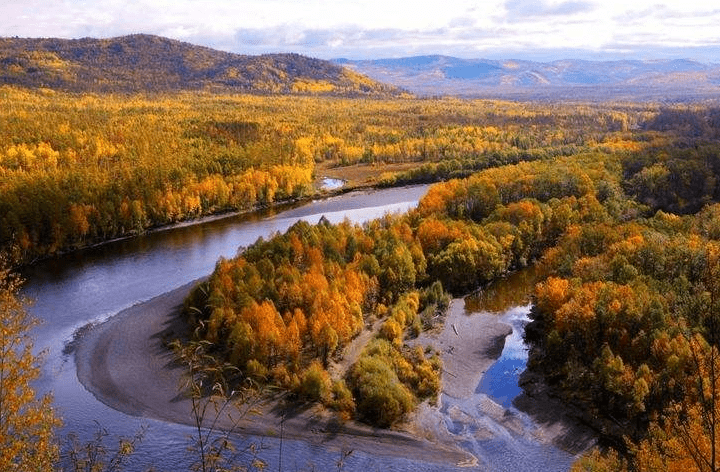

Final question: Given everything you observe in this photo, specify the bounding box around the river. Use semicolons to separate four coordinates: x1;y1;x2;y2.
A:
22;185;578;471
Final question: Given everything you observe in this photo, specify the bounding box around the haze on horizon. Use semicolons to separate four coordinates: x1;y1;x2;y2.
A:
2;0;720;63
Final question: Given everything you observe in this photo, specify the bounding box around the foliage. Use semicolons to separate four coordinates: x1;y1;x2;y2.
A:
0;255;144;472
9;82;720;458
347;352;415;427
0;87;651;265
348;308;442;426
571;447;626;472
631;337;720;472
183;215;434;424
183;137;639;427
0;88;328;264
298;361;332;403
64;425;145;472
0;255;60;471
0;35;401;96
517;113;720;469
173;339;265;472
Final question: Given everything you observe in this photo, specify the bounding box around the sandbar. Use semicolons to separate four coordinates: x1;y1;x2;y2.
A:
74;282;591;467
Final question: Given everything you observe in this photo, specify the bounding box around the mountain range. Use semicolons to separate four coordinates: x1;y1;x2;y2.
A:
334;55;720;101
0;34;400;96
1;34;720;101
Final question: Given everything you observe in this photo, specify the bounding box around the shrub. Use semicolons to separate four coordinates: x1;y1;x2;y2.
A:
348;356;414;427
298;361;332;403
380;319;402;346
330;380;355;420
246;359;267;382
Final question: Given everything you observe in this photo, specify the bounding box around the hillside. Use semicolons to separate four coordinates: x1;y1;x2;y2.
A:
0;34;402;96
335;55;720;101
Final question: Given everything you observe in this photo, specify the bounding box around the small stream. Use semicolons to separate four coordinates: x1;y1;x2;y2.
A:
476;306;530;409
320;177;345;190
451;306;573;471
430;268;578;472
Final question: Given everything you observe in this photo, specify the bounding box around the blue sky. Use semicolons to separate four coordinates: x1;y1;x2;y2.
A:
2;0;720;62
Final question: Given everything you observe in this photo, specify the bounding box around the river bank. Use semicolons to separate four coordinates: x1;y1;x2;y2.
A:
412;300;596;461
73;281;477;466
16;162;419;270
74;276;595;469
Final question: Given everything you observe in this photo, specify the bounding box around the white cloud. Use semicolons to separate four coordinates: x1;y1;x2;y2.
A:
0;0;719;61
503;0;596;19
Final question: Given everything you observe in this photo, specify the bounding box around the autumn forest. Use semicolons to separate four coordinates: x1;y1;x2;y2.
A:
4;67;720;471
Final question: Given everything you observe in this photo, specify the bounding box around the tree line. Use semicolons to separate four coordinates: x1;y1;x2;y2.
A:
8;89;720;468
183;105;720;470
0;86;647;265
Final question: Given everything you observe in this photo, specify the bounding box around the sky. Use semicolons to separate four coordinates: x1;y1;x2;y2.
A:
2;0;720;62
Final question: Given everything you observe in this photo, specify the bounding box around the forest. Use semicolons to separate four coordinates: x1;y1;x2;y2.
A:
5;77;720;470
183;150;616;425
181;101;720;470
0;86;639;265
0;35;403;96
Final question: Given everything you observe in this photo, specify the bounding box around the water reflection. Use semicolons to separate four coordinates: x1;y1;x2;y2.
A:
464;265;543;314
26;185;486;472
464;267;539;409
21;185;579;472
320;177;345;190
442;267;576;471
476;306;531;408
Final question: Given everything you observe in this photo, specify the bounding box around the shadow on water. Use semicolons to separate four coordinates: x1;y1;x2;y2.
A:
464;265;543;315
466;266;543;410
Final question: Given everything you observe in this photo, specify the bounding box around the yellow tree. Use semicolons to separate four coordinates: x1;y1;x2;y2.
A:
628;335;720;472
655;247;720;472
0;257;59;471
576;248;720;472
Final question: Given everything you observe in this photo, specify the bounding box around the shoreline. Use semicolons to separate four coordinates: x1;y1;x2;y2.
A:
20;192;323;269
73;280;595;468
17;166;426;270
73;282;477;466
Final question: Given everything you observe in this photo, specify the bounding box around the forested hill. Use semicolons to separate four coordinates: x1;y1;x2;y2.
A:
0;34;402;96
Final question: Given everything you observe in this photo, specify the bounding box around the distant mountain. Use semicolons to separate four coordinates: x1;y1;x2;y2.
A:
334;56;720;101
0;35;402;96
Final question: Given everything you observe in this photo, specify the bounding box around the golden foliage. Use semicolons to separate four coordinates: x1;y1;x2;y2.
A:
0;259;60;471
0;85;659;264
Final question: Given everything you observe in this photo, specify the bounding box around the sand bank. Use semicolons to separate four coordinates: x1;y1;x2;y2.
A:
74;284;489;466
74;283;591;468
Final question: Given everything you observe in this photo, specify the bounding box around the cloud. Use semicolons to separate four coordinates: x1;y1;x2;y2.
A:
504;0;595;19
1;0;720;62
448;16;477;28
235;26;359;49
235;29;274;47
597;42;720;62
231;24;510;59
